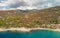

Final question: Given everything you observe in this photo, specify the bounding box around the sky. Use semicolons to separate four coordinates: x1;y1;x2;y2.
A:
0;0;60;10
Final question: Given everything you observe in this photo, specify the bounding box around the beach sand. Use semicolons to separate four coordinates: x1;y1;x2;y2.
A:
0;27;60;32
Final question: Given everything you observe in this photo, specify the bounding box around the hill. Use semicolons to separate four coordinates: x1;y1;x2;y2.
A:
0;6;60;28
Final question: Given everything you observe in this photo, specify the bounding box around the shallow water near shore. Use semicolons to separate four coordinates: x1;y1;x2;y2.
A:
0;30;60;38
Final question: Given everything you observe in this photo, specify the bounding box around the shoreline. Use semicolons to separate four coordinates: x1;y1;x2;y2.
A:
0;27;60;32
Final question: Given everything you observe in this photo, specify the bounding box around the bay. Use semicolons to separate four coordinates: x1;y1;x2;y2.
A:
0;30;60;38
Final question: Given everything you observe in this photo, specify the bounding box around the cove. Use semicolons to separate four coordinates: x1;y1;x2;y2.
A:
0;30;60;38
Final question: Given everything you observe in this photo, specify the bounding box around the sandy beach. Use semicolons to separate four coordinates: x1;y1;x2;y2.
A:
0;27;60;32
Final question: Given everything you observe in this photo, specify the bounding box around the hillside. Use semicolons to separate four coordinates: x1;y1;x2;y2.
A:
0;6;60;28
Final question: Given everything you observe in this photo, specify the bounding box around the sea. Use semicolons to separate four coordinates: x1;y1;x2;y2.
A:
0;30;60;38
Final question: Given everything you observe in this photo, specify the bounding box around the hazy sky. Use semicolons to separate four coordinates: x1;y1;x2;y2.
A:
0;0;60;10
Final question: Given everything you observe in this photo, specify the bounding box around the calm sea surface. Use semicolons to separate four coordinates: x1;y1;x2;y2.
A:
0;30;60;38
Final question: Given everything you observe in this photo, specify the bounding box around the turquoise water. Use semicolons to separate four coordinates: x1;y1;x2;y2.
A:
0;30;60;38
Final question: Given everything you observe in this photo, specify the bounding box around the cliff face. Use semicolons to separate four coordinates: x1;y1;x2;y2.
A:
0;6;60;28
